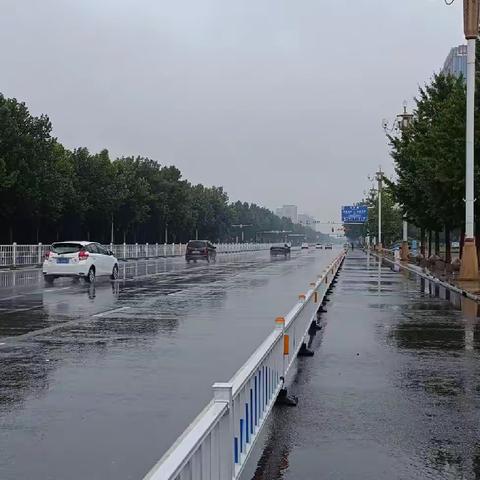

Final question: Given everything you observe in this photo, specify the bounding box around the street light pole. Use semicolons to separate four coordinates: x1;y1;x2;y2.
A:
376;168;383;252
396;102;413;261
111;214;114;244
232;224;252;243
460;0;480;279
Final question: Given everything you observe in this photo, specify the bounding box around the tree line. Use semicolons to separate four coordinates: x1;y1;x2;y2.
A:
0;93;326;245
387;65;472;261
347;44;480;260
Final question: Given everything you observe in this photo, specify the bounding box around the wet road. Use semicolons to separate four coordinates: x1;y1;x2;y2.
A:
0;248;339;480
253;250;480;480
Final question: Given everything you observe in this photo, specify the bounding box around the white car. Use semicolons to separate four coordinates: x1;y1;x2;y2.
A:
43;241;119;284
301;242;309;249
316;243;323;249
325;243;333;250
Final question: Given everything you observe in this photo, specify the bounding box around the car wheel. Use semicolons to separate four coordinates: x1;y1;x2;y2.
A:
44;275;55;285
86;267;96;284
110;264;119;280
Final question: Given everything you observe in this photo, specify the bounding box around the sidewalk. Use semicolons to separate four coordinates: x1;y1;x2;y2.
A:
381;251;480;301
252;250;480;480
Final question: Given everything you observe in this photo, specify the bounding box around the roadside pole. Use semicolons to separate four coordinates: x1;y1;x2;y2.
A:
376;168;383;252
460;0;480;279
401;218;409;261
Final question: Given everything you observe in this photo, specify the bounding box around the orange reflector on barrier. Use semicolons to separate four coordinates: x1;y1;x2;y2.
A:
314;291;318;303
298;294;306;301
275;316;285;327
283;335;289;355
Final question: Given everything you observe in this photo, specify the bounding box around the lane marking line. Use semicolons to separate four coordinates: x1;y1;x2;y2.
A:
0;294;23;302
0;307;131;344
1;305;43;314
93;306;130;318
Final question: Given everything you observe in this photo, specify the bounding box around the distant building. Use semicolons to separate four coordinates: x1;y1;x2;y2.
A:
442;45;467;79
276;205;298;223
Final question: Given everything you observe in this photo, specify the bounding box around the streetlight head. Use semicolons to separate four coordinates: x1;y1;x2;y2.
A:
464;0;480;39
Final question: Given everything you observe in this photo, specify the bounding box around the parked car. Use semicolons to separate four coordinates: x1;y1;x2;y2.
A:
185;240;217;262
316;243;323;249
301;242;309;249
270;244;291;257
43;241;119;284
325;243;333;250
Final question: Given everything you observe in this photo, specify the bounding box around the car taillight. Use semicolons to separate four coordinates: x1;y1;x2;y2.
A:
45;251;51;259
78;250;89;260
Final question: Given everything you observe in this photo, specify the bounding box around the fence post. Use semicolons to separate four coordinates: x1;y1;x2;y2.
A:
155;242;159;257
212;382;234;480
110;242;113;255
38;243;42;265
12;242;17;268
171;242;175;256
135;243;138;259
275;317;287;382
145;242;149;259
123;242;127;260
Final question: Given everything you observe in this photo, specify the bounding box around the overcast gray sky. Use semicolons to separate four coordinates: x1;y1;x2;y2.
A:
0;0;465;226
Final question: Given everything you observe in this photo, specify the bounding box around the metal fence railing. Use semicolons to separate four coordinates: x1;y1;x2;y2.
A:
142;251;346;480
0;243;272;269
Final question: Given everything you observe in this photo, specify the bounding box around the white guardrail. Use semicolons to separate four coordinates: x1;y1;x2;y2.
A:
143;251;346;480
0;243;272;268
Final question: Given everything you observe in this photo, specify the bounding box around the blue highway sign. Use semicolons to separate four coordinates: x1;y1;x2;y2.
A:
341;205;368;223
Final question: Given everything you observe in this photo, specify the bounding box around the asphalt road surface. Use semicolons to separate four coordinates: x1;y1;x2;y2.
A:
0;248;339;480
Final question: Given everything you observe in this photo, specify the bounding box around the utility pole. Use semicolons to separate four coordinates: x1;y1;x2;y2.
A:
376;168;383;252
111;214;114;244
232;224;252;243
460;0;480;279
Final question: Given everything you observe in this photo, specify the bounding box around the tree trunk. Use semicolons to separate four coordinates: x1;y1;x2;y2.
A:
434;231;440;256
445;227;451;263
420;228;425;256
428;231;432;258
460;229;465;259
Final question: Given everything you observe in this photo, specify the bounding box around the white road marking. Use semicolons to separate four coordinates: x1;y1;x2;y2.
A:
0;306;130;342
93;306;130;318
44;287;72;293
2;305;42;314
0;294;23;301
